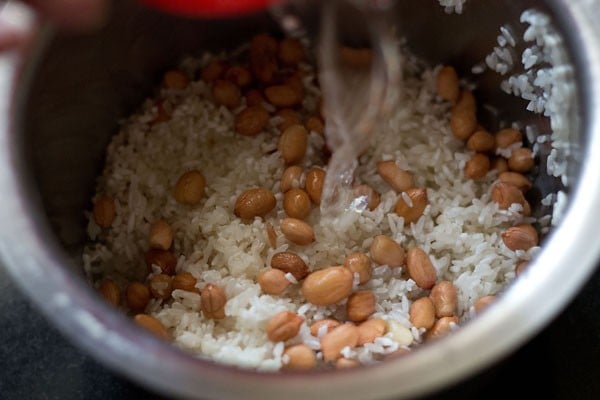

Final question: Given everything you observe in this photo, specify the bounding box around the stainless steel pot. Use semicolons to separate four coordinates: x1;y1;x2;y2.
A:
1;1;599;399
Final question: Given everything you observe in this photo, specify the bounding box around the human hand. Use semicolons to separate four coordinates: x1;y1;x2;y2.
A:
0;0;109;50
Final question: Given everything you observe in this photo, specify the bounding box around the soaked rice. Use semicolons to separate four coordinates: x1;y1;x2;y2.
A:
83;39;542;370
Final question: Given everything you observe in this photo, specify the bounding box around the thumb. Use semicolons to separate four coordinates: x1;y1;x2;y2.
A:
0;2;35;51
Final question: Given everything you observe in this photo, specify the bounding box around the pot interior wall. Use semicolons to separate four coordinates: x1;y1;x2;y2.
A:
22;0;577;275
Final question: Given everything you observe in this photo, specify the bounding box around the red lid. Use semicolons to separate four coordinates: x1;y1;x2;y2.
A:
140;0;277;17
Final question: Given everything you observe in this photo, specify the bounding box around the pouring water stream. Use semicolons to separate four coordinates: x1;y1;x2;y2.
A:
314;1;402;221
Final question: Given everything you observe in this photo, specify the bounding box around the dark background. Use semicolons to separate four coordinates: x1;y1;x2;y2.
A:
1;263;599;400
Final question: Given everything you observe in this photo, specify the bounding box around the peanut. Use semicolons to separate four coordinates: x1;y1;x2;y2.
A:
474;295;496;313
343;252;372;285
376;160;414;192
394;188;428;225
93;195;116;228
305;116;324;135
353;184;380;211
174;170;206;205
302;266;353;306
346;291;376;322
201;283;227;319
235;106;269;136
163;70;189;90
249;33;278;84
144;249;177;275
151;100;170;125
516;260;529;276
498;172;532;193
387;320;413;346
502;224;539;251
257;268;290;295
428;316;459;340
406;248;437;289
234;188;276;219
452;90;476;114
491;180;525;210
134;314;171;340
212;79;241;109
508;147;534;173
279;125;308;165
98;278;120;306
172;271;198;293
278;38;305;66
491;182;530;214
271;251;310;281
284;73;305;101
467;130;495;153
305;167;326;205
357;318;387;345
125;282;150;312
201;60;227;82
491;156;509;173
148;274;173;300
149;219;173;250
310;319;341;337
244;89;265;107
320;324;360;362
409;297;435;329
450;107;477;140
339;47;373;68
225;65;252;88
275;108;302;132
436;66;460;103
283;344;316;370
370;235;405;268
280;218;315;246
283;188;311;220
265;85;302;108
281;165;303;193
464;153;490;179
266;310;304;342
430;281;457;318
336;358;360;369
495;128;522;149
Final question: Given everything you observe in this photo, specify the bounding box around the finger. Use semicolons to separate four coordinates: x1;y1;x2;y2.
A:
0;22;24;51
24;0;110;31
0;8;31;51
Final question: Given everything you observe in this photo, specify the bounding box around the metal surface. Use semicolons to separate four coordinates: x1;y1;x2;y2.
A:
0;1;599;399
